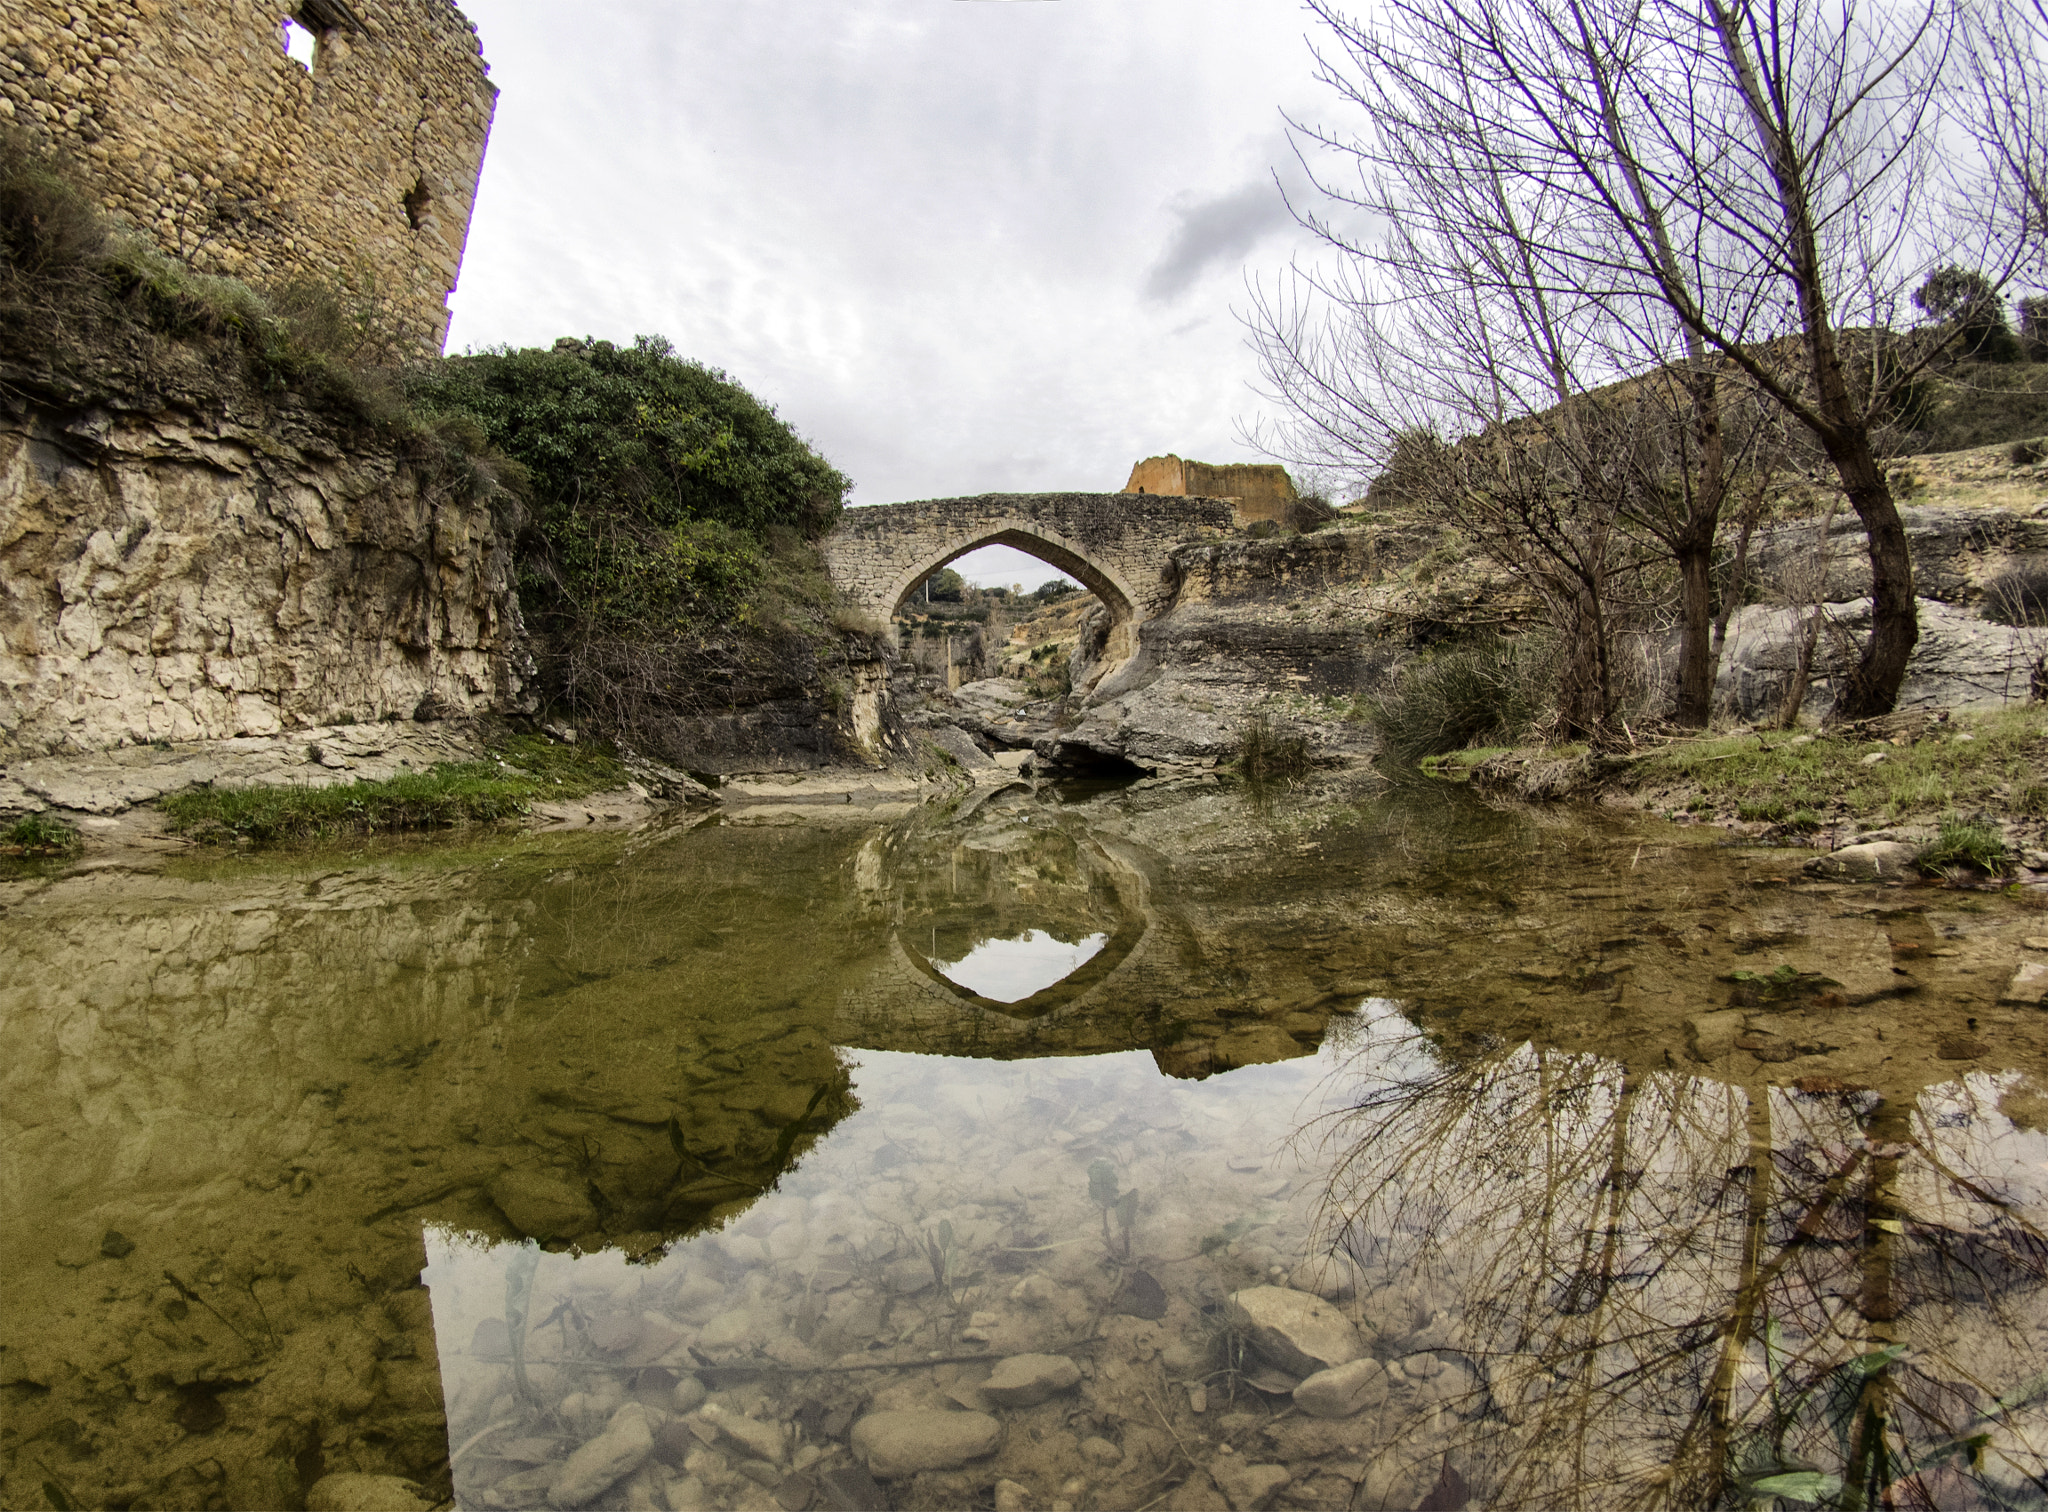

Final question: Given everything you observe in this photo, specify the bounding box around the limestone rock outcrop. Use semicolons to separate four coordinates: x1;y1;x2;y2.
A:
0;391;529;758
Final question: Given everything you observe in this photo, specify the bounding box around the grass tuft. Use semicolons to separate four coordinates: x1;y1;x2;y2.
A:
1367;638;1538;766
3;813;80;856
1916;813;2009;876
1235;715;1315;781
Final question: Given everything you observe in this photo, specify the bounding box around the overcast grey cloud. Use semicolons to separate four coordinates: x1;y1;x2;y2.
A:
1144;177;1298;301
445;2;1325;584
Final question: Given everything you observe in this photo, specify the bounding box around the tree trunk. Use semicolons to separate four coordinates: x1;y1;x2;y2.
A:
1820;436;1919;719
1556;580;1614;742
1672;519;1717;726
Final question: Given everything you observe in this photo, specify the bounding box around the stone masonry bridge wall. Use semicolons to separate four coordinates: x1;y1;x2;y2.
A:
821;492;1241;682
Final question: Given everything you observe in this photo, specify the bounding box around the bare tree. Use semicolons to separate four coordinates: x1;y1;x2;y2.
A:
1955;0;2048;265
1249;0;2016;721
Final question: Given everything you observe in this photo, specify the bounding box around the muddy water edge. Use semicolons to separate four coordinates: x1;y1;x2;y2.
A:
4;776;2047;1512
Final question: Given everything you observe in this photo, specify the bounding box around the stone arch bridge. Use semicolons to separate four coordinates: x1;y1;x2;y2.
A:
821;492;1243;678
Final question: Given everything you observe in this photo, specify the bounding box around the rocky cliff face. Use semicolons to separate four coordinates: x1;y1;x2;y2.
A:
0;384;529;758
1031;478;2048;771
1711;501;2048;719
1038;526;1412;771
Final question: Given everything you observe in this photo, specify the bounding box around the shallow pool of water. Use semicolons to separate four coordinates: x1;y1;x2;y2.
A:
5;778;2047;1510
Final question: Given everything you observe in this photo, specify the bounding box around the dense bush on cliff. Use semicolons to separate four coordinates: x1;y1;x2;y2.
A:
403;338;858;743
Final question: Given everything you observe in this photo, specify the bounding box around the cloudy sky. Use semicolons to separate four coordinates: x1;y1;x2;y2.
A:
444;0;1337;586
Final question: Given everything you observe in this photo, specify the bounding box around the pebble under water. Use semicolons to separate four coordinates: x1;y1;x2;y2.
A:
5;776;2048;1511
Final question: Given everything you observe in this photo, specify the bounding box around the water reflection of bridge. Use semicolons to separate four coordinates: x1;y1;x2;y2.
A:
833;811;1358;1075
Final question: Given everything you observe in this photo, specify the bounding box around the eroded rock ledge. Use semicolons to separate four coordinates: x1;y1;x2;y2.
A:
0;381;530;759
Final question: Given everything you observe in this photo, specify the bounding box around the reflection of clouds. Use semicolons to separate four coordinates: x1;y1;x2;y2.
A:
932;929;1108;1003
1302;1014;2048;1508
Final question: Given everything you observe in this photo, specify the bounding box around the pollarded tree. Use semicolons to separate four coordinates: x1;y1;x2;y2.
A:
1251;0;2017;721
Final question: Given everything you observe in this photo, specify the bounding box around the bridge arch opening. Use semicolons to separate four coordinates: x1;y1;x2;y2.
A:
886;526;1142;692
884;527;1137;625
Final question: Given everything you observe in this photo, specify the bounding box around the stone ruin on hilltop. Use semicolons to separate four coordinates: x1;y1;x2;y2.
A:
2;0;495;352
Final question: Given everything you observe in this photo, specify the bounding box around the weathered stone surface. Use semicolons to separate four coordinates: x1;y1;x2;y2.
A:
0;398;527;759
306;1473;434;1512
6;0;494;351
1209;1456;1292;1511
489;1170;598;1241
1686;1010;1748;1061
1806;842;1919;882
693;1402;787;1466
981;1352;1081;1407
928;724;998;771
549;1403;655;1508
1293;1358;1391;1419
848;1409;1002;1478
1227;1286;1363;1378
2004;960;2048;1005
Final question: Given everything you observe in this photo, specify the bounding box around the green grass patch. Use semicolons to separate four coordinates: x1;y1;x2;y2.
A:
3;813;80;856
1916;813;2010;876
1641;708;2048;823
162;735;626;845
1420;745;1514;776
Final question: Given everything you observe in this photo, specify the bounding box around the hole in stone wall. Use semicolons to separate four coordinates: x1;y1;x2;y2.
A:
281;16;318;71
403;177;432;231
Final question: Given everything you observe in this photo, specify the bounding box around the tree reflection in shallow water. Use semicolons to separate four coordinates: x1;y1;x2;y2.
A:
1301;1006;2048;1508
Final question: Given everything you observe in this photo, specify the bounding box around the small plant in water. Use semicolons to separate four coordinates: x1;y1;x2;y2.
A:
1235;715;1313;782
1087;1157;1139;1261
1915;814;2009;876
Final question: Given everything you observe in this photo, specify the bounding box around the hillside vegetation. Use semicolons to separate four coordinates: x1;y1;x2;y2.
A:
1;129;867;765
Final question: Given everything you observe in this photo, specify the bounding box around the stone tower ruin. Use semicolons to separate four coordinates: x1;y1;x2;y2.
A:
1;0;495;352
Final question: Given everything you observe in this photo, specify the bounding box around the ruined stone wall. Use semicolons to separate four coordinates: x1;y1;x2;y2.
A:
0;387;529;757
1;0;494;351
1123;455;1298;512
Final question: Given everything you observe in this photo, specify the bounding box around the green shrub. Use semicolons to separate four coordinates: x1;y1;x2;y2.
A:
405;337;847;624
1916;814;2009;876
1367;638;1539;766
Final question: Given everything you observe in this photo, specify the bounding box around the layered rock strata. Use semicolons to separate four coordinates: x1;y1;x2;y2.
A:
0;387;529;758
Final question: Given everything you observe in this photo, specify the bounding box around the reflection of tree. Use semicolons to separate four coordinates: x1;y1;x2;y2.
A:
1302;1012;2048;1509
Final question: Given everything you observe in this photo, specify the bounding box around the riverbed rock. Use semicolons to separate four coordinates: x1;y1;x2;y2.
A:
489;1169;598;1240
549;1403;656;1507
982;1352;1082;1407
849;1409;1003;1478
1805;841;1918;882
1686;1010;1747;1062
1209;1455;1292;1511
2003;960;2048;1005
693;1401;788;1465
1292;1358;1391;1419
929;724;998;772
1227;1286;1363;1378
306;1474;434;1511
